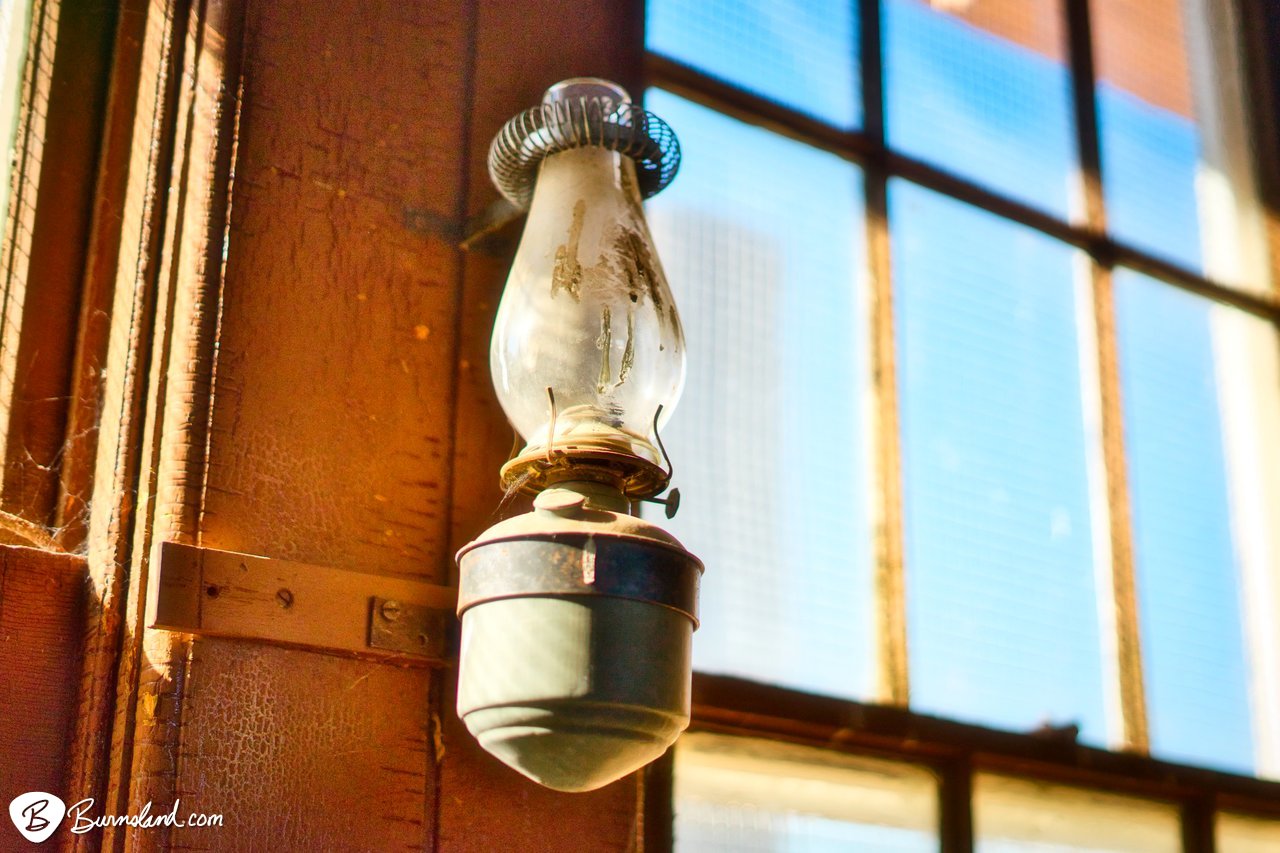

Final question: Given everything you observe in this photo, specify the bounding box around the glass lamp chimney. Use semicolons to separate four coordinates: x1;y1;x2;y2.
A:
488;78;685;496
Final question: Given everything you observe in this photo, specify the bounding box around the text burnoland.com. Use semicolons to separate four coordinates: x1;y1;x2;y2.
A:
8;792;223;843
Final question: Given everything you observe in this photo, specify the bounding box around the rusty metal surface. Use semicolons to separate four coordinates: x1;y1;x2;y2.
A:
501;444;672;499
368;596;452;659
146;541;456;663
458;535;701;623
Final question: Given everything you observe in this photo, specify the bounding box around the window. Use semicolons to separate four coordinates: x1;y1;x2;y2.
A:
643;0;1280;847
0;0;117;551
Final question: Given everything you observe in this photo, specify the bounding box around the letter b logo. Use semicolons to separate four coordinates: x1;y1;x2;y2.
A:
9;792;66;843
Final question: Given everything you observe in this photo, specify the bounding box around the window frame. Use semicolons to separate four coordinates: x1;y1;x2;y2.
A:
0;0;121;551
641;0;1280;848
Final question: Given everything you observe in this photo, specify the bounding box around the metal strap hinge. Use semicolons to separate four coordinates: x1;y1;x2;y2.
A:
148;541;456;665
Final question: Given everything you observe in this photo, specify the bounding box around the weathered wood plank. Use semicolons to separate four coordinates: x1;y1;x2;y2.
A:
169;639;434;852
63;0;192;847
0;546;86;841
198;0;469;577
152;0;470;849
0;0;117;526
103;0;227;846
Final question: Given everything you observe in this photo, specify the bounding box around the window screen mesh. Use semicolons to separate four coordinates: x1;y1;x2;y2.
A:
1115;269;1263;775
646;90;873;701
1217;812;1280;852
892;180;1107;741
1091;0;1204;274
643;0;1279;785
646;0;860;128
884;0;1075;217
975;773;1181;852
675;733;939;852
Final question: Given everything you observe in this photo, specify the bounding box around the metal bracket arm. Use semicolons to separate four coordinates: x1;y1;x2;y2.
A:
148;541;456;665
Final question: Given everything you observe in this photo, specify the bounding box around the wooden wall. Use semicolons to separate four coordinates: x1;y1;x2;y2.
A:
0;548;85;852
0;0;655;850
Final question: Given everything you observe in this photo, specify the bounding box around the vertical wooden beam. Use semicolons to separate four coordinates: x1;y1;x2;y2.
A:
1230;0;1280;780
56;0;154;550
642;748;676;853
1087;267;1149;753
1236;0;1280;294
1064;0;1149;753
66;1;192;849
1185;0;1280;778
859;0;910;707
115;0;466;848
0;0;55;479
938;757;975;853
1181;795;1218;853
97;0;205;844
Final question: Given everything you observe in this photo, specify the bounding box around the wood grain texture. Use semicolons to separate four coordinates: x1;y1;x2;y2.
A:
102;0;239;846
65;1;190;848
63;0;658;848
156;0;467;848
0;546;86;851
0;0;117;528
57;0;154;549
198;0;468;576
172;639;433;851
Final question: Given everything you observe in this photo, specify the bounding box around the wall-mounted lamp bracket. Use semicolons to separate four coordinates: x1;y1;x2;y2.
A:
459;196;524;253
149;541;456;666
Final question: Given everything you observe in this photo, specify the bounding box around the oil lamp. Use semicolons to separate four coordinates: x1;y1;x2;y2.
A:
455;78;702;792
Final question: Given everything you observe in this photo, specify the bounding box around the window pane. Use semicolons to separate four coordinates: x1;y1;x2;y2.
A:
975;773;1181;852
646;0;860;128
1091;0;1267;293
1091;0;1203;273
892;181;1107;741
1217;812;1280;853
884;0;1075;217
675;733;938;852
1115;270;1276;775
646;90;872;701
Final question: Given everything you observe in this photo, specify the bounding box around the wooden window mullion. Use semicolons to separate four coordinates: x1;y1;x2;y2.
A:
858;0;910;709
1062;0;1149;755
